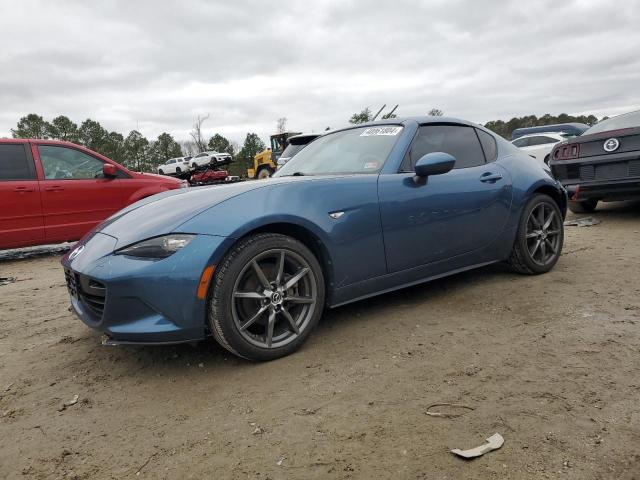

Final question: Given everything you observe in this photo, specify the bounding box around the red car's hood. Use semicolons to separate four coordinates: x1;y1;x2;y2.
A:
129;171;182;185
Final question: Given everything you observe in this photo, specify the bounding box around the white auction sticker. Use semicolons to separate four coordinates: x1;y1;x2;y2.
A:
360;126;403;136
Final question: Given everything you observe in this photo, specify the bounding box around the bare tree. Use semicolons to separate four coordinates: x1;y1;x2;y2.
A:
428;108;444;117
190;114;210;152
181;140;197;156
276;117;287;134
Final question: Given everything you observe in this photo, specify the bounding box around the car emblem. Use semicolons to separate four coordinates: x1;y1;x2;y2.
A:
603;138;620;152
69;245;85;260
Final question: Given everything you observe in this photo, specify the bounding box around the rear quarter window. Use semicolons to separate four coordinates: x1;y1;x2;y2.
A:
476;129;498;162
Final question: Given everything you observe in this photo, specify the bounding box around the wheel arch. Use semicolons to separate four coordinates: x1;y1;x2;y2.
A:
532;183;567;218
223;222;335;304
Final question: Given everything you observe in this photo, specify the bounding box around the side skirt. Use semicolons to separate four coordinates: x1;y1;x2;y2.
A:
329;260;499;308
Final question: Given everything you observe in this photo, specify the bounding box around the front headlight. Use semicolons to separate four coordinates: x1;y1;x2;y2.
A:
115;234;196;259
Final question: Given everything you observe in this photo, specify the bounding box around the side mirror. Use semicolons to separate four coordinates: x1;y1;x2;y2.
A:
414;152;456;177
103;164;117;177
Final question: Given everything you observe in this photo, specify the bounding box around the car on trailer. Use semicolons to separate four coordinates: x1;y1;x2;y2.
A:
157;156;192;175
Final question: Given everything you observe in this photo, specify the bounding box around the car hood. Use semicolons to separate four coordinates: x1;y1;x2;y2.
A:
96;181;269;247
130;171;181;183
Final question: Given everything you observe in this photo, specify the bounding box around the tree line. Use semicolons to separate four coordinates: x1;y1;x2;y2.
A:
10;113;265;176
349;107;608;139
10;109;611;175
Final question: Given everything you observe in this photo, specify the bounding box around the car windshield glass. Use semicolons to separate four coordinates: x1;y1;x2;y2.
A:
280;144;305;159
585;110;640;135
274;126;402;176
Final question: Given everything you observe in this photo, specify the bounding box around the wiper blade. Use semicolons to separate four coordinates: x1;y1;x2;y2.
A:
291;172;305;176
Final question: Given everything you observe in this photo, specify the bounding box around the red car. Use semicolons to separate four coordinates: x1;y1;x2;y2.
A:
0;139;183;249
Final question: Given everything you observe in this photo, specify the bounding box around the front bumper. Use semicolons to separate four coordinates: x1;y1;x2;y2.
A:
61;232;233;344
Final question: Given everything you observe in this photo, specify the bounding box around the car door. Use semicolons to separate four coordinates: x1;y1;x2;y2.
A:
0;143;44;249
378;125;512;273
35;144;124;243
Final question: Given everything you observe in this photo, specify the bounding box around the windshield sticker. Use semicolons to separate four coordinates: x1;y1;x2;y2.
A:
360;126;403;137
363;161;380;170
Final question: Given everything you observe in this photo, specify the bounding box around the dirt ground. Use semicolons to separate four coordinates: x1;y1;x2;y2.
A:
1;202;639;480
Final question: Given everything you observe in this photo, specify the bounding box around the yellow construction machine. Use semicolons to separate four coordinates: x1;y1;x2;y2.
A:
247;132;301;179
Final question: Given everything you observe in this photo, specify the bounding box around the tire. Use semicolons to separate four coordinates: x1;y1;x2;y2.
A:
192;163;198;169
176;167;182;173
209;233;325;361
568;199;598;214
508;194;564;275
257;167;273;179
158;169;164;175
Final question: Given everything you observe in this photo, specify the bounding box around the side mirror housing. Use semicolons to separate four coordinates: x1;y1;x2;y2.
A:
103;164;117;177
414;152;456;177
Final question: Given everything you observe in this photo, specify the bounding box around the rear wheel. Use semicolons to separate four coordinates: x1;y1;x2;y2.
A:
176;167;182;173
568;199;598;214
509;194;564;274
192;163;198;169
209;233;325;361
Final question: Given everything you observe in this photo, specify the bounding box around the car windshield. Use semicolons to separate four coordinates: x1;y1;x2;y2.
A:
279;143;305;159
274;126;402;176
585;110;640;135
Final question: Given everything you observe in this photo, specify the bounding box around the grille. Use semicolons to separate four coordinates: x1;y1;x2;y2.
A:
65;269;106;319
595;162;628;180
579;165;595;181
578;160;640;182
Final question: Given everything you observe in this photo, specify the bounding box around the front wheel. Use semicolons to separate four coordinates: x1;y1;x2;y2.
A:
209;233;325;361
508;194;564;274
568;199;598;214
158;169;164;175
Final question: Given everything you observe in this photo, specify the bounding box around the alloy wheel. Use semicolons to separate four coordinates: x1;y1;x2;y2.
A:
231;249;317;349
525;202;562;266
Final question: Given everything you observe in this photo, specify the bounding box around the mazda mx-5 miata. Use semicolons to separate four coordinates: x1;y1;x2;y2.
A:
62;117;567;361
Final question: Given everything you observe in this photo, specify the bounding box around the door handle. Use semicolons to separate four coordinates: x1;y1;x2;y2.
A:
480;172;503;183
13;186;35;192
44;185;65;191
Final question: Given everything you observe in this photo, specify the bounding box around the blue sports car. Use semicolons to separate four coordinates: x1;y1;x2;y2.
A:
62;117;567;361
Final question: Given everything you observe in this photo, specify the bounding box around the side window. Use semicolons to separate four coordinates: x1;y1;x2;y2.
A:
539;136;559;145
512;137;529;148
476;129;498;162
0;144;36;180
38;146;105;180
404;125;486;171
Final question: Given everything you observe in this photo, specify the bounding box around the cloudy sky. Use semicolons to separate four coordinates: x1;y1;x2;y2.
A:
1;0;639;144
